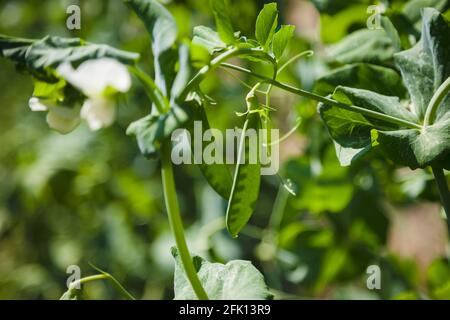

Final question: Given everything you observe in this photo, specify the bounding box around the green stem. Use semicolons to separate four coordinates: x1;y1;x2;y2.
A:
220;63;423;130
68;274;135;300
179;47;276;102
424;76;450;126
431;166;450;234
129;66;169;114
161;141;209;300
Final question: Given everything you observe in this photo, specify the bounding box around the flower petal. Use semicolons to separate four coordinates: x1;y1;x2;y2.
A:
57;58;131;97
46;107;81;134
29;97;49;111
80;98;116;131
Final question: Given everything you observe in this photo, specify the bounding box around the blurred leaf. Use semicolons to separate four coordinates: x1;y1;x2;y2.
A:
172;247;273;300
127;103;190;158
311;0;370;15
210;0;235;44
126;0;178;97
326;29;395;65
285;151;354;214
402;0;450;27
170;45;191;101
381;16;402;52
125;0;177;58
314;63;406;97
0;35;139;81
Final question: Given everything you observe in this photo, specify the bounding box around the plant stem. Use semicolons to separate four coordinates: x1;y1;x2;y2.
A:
424;76;450;126
431;166;450;234
68;273;135;300
179;47;276;102
129;65;169;114
161;141;209;300
220;63;423;130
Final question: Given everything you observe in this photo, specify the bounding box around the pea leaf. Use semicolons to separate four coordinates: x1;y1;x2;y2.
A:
0;35;139;81
226;113;261;238
127;103;190;158
172;247;273;300
373;117;450;169
395;8;450;120
255;3;278;51
170;45;191;102
192;26;227;54
402;0;450;28
315;63;406;97
126;0;178;97
272;25;295;60
210;0;235;44
381;16;402;52
319;7;450;170
125;0;177;58
326;29;395;65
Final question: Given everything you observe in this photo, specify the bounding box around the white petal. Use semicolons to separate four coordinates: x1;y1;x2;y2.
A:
29;97;49;111
46;107;81;134
80;98;116;131
57;58;131;97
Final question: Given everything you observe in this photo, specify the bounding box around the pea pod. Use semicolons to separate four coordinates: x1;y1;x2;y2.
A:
190;101;233;199
226;111;261;237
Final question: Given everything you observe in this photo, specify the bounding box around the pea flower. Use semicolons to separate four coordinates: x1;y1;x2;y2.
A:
57;58;132;131
28;97;81;134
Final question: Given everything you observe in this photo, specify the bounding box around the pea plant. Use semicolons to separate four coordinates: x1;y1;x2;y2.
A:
0;0;449;300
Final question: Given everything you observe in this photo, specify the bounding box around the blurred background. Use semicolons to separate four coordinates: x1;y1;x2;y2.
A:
0;0;449;299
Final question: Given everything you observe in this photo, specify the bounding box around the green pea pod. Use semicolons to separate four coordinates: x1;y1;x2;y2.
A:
226;112;261;237
190;102;233;199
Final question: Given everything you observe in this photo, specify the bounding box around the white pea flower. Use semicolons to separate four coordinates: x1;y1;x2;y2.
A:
29;97;81;134
57;58;132;131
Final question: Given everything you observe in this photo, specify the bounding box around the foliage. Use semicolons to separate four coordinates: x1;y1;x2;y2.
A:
0;0;449;301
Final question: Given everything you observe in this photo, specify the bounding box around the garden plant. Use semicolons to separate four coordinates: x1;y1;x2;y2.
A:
0;0;449;300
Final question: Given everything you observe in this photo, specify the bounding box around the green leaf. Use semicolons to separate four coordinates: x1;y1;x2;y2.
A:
127;103;190;158
402;0;450;28
210;0;235;44
319;86;418;166
314;63;406;97
394;8;450;120
170;45;191;101
125;0;177;58
381;16;402;52
326;29;395;65
172;247;273;300
226;113;261;238
310;0;370;15
190;100;233;199
333;141;371;167
373;116;450;170
192;26;227;54
126;0;178;97
272;25;295;60
320;9;450;170
0;35;139;81
255;3;278;50
285;150;354;213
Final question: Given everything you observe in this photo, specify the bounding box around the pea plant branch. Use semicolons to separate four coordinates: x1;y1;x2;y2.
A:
161;142;209;300
219;62;423;130
1;0;449;301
